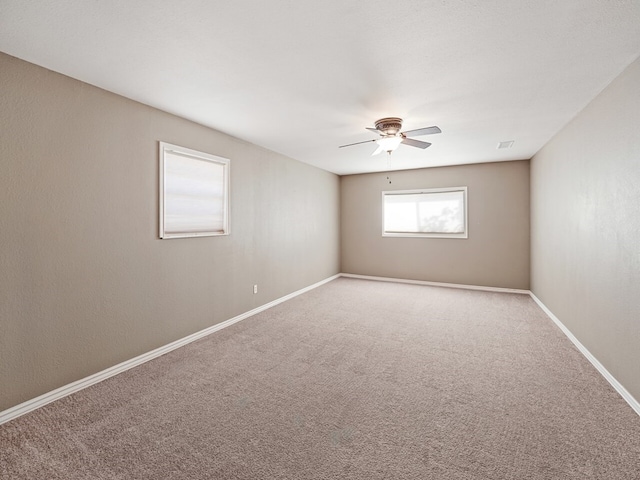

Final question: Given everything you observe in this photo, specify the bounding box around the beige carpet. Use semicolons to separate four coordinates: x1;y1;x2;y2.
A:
1;278;639;479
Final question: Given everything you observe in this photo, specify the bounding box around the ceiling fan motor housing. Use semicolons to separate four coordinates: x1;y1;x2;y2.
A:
375;117;403;135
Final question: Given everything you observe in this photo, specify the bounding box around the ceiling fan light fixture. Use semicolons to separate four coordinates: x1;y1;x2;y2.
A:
338;117;441;154
376;135;403;152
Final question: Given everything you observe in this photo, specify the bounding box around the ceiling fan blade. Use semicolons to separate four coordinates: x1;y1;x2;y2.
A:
402;137;432;149
371;145;384;156
338;138;377;148
365;127;380;134
401;126;441;137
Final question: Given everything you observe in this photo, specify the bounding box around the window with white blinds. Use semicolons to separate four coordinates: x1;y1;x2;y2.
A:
159;142;229;239
382;187;468;238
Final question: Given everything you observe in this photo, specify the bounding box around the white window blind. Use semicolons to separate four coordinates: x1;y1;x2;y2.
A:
382;187;467;238
159;142;229;239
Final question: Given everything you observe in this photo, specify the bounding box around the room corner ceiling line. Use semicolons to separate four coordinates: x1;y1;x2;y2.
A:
3;2;638;175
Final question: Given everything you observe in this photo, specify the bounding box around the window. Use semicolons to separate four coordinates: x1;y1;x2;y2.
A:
159;142;230;239
382;187;468;238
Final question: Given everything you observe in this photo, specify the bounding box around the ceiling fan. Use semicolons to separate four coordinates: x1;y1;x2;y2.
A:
339;117;441;156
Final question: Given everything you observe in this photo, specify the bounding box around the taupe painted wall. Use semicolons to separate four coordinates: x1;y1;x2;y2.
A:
531;57;640;402
0;53;340;412
340;161;530;289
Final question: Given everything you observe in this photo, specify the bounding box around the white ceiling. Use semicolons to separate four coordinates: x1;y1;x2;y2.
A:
1;1;640;175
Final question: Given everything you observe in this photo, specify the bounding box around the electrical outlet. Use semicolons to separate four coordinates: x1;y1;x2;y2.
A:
253;284;258;294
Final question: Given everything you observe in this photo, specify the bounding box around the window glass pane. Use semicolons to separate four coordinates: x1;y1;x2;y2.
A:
383;189;466;237
160;143;229;239
164;152;225;234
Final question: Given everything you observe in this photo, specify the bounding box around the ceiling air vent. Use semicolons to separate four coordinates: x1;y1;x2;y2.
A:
497;140;514;149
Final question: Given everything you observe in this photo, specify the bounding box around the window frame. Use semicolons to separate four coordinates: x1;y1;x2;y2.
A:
381;187;468;239
159;141;230;239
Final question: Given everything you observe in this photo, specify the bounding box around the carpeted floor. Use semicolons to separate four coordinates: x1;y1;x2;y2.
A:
1;278;640;479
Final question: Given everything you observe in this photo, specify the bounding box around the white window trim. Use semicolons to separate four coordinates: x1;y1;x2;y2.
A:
381;187;468;239
159;142;230;239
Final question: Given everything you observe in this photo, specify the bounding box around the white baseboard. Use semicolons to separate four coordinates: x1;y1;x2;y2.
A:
340;273;530;295
530;292;640;417
0;274;340;426
3;273;638;425
341;273;639;417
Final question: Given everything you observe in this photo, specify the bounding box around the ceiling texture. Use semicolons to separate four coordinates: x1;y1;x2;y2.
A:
1;0;640;175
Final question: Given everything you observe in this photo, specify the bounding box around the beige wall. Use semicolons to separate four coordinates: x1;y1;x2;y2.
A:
531;57;640;402
340;161;530;289
0;53;340;412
